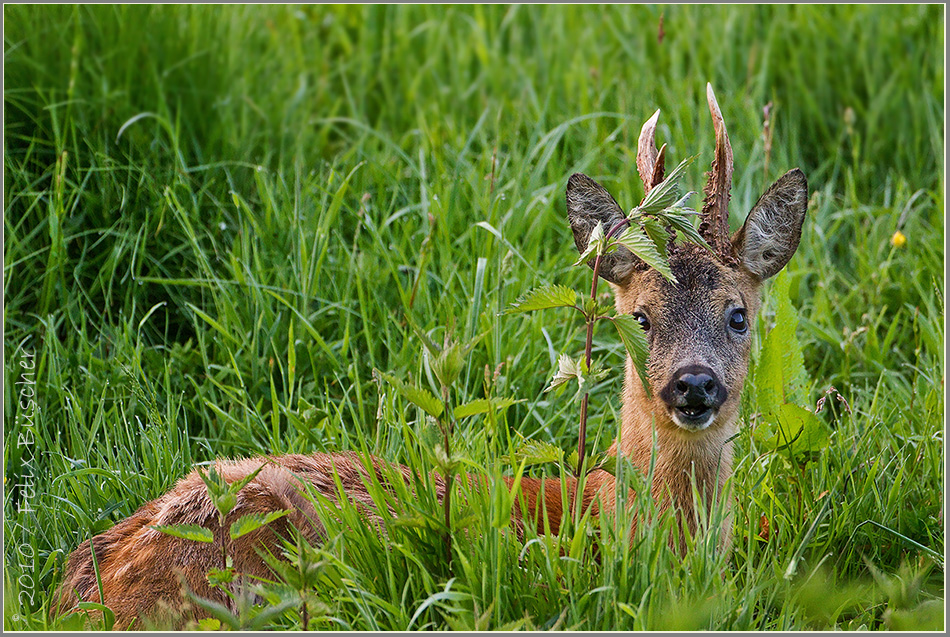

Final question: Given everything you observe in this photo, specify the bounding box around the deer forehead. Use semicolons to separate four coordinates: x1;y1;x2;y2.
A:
614;253;757;318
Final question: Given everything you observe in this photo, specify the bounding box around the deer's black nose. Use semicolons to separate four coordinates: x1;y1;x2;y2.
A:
662;365;726;408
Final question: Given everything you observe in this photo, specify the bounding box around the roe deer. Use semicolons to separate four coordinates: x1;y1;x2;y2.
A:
54;84;808;629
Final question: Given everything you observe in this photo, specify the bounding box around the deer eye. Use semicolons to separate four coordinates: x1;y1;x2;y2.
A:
728;308;748;333
633;312;651;332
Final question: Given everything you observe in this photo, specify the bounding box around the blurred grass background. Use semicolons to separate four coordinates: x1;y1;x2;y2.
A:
3;4;944;630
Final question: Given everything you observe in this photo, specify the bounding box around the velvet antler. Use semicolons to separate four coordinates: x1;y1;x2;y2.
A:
636;109;667;196
699;83;736;263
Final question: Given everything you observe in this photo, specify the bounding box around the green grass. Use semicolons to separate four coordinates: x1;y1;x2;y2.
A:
4;4;944;631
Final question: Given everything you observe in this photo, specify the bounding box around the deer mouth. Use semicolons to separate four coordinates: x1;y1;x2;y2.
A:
671;404;716;430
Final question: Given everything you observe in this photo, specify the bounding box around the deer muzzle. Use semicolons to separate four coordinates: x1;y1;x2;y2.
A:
660;365;728;431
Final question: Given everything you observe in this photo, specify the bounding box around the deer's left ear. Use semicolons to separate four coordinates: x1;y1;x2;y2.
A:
732;168;808;281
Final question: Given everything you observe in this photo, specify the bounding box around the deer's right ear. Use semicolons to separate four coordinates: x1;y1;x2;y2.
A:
732;168;808;281
566;173;637;284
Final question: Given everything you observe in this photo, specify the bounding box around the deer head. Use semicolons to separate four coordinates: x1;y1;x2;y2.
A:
567;84;808;439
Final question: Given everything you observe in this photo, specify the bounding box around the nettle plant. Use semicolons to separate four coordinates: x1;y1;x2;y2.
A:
376;324;521;571
378;143;717;541
504;150;711;521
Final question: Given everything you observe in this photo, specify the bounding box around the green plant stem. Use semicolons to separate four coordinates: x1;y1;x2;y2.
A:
574;219;630;522
441;389;454;570
443;429;453;568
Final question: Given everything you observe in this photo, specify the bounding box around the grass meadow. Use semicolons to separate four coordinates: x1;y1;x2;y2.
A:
3;4;945;631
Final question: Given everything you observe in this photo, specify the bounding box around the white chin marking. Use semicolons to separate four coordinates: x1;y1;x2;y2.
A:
671;409;716;432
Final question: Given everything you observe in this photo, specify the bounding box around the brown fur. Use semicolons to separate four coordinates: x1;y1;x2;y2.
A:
54;453;430;629
54;108;808;630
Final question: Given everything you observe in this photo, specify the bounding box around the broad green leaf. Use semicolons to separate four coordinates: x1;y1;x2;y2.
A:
229;509;291;540
641;216;671;262
757;403;828;458
405;314;443;357
660;190;700;216
614;226;675;282
771;270;809;403
566;449;580;474
512;437;564;467
227;460;266;494
433;443;461;474
593;453;618;476
634;155;696;216
196;466;229;499
751;270;825;462
777;403;828;454
453;397;523;420
197;464;265;521
572;221;607;265
582;296;614;320
611;314;651;396
150;524;214;543
665;211;714;253
753;270;809;414
432;340;465;388
504;284;578;314
754;325;785;417
206;567;236;587
376;370;444;418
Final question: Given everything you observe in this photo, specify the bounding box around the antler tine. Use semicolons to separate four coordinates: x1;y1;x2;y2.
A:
700;83;735;261
637;109;666;196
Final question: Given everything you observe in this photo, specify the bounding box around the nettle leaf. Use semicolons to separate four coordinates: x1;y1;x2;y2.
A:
665;209;713;253
582;296;614;320
641;216;672;262
614;226;675;282
433;443;461;474
754;322;785;417
504;284;578;314
611;314;651;396
377;370;444;418
661;190;700;216
229;509;291;540
453;397;523;420
432;340;465;388
545;353;581;393
150;524;214;543
197;618;222;631
196;464;266;523
197;466;230;500
572;221;609;266
592;452;618;476
513;437;564;467
634;155;696;216
757;404;828;459
226;464;266;496
206;567;236;587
